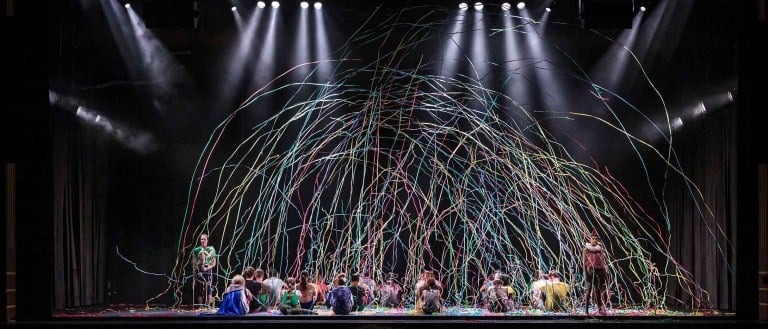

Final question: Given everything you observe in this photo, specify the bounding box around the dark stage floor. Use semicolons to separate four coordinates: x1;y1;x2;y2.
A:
9;304;755;329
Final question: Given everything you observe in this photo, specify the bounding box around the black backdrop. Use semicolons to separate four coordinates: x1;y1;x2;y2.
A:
2;0;766;322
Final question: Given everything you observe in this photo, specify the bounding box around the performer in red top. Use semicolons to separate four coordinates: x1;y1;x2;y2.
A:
583;230;608;315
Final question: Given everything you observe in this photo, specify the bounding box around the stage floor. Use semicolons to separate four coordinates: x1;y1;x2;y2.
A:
52;304;733;318
34;305;756;329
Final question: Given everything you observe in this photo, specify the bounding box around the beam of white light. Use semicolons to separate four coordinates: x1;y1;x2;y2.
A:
313;5;333;83
50;91;158;154
232;7;244;31
101;0;190;116
292;1;311;80
436;10;466;80
253;6;280;89
470;8;489;84
588;10;643;97
76;105;157;153
219;6;265;105
502;9;535;112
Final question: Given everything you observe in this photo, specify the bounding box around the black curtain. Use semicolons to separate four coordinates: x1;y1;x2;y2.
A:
665;106;736;310
52;113;108;309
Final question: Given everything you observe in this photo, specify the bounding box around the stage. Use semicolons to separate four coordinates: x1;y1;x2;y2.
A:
34;304;750;329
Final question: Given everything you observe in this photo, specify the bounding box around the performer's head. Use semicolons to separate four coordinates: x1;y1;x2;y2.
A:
199;234;209;247
243;266;255;279
231;274;245;286
285;277;296;289
589;230;598;246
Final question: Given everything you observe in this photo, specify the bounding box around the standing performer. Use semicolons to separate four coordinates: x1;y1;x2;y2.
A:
583;230;608;315
192;234;217;309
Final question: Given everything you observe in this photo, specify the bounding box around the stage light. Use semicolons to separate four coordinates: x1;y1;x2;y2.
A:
516;2;525;10
501;2;511;10
640;6;646;11
458;2;468;10
231;6;237;11
257;1;266;8
314;2;322;9
672;117;683;130
546;7;552;12
728;89;737;102
696;101;707;116
474;2;483;11
124;3;130;9
271;1;279;8
300;1;309;9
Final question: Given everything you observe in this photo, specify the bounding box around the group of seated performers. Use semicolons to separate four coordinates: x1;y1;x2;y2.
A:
214;266;579;315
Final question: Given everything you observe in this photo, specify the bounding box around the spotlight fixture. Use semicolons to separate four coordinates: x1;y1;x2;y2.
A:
672;117;684;130
474;2;483;11
696;101;707;115
257;1;266;8
271;1;279;8
516;2;525;10
640;6;646;11
300;1;309;8
458;2;468;10
501;2;511;11
314;2;322;9
728;89;737;102
231;6;237;11
124;3;130;9
545;7;552;12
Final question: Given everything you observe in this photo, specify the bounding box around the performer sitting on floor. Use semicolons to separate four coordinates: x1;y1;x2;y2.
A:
486;278;510;313
328;274;353;315
420;278;443;314
541;271;569;312
348;273;369;312
415;269;440;312
529;270;549;310
243;266;267;313
377;272;403;308
298;270;317;311
279;277;318;315
216;274;252;315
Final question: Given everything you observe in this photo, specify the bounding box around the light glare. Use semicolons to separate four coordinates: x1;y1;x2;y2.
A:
501;2;511;11
257;1;266;8
474;2;483;11
300;1;309;8
271;1;279;8
517;2;525;10
314;2;322;9
458;2;468;10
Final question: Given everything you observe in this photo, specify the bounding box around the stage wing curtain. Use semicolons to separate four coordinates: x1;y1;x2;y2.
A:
53;114;108;309
666;106;736;311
